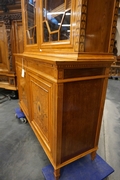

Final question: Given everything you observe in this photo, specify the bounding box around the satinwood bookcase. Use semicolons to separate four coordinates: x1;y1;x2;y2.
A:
15;0;119;179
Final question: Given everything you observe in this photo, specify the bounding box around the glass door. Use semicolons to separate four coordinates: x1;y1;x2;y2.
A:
42;0;71;42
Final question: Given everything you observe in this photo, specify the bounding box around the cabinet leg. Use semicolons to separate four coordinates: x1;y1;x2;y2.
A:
91;151;96;160
54;169;60;180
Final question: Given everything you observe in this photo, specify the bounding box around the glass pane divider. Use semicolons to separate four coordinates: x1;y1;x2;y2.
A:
50;30;59;34
45;20;51;34
28;25;36;31
58;13;65;31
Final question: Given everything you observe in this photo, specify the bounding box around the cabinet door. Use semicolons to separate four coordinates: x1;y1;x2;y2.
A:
23;0;37;45
42;0;71;42
16;64;29;118
28;74;54;156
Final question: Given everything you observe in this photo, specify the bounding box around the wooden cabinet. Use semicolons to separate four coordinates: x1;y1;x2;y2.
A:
0;1;23;90
0;22;11;88
15;0;119;179
0;20;23;90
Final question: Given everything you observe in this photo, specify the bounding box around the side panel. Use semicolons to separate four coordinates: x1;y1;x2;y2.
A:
85;0;115;52
61;78;103;162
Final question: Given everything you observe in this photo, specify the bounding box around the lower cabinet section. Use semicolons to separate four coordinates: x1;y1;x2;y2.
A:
15;55;111;179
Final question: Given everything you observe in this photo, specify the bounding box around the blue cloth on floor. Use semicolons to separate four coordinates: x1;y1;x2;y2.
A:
42;154;114;180
15;108;25;118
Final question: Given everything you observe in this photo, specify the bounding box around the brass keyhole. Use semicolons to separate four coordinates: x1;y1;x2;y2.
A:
38;105;40;112
37;102;41;115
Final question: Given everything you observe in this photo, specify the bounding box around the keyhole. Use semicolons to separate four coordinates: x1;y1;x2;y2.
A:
38;105;40;112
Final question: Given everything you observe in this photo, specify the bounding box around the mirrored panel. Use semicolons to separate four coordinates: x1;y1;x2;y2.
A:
42;0;71;42
25;0;37;44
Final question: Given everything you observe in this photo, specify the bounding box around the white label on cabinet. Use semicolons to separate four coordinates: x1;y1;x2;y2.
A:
21;69;25;77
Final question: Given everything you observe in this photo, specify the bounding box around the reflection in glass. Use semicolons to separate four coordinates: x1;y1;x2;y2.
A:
50;33;58;41
43;0;46;21
47;13;63;32
60;10;71;40
42;0;71;42
43;22;49;42
26;0;37;44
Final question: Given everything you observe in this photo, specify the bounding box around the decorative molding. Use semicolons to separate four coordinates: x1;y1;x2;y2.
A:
74;0;88;52
79;0;88;52
74;0;82;52
0;75;9;82
0;13;22;28
109;0;119;53
57;62;111;69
